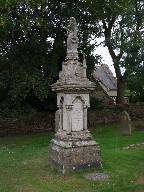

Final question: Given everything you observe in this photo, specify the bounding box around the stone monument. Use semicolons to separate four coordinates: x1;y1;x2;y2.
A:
48;17;101;173
121;111;131;135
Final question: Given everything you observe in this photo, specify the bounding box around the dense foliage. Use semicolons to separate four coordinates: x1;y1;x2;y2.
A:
0;0;99;115
126;65;144;102
87;0;144;103
0;0;143;116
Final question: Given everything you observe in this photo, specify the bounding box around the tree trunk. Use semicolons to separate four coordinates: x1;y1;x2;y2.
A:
116;76;125;104
102;18;126;104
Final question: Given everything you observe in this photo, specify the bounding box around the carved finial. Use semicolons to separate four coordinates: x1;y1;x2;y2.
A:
66;17;78;60
67;17;78;35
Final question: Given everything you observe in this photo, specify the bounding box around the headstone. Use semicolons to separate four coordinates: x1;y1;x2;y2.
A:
121;111;131;135
48;17;101;173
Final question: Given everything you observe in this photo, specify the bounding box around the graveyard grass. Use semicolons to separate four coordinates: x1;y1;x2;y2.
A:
0;120;144;192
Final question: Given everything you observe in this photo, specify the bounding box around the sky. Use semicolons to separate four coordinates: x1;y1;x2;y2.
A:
94;46;116;77
93;38;116;77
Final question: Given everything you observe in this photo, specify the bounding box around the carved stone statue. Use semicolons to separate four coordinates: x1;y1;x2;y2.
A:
66;17;78;59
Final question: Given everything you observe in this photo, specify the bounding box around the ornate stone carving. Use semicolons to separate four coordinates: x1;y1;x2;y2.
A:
52;19;94;88
49;17;101;173
66;17;78;60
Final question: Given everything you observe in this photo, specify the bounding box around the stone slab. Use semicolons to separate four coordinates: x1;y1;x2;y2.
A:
84;173;109;181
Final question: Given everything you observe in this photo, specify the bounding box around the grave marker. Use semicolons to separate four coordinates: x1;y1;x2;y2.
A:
121;111;131;135
48;17;101;173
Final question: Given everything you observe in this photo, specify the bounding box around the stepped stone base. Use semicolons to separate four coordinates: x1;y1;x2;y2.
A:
48;131;101;173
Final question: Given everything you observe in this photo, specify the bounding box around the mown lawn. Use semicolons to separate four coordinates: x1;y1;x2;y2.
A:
0;119;144;192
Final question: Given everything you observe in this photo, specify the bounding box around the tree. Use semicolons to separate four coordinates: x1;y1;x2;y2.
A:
1;0;142;115
126;65;144;102
87;0;144;104
0;0;99;115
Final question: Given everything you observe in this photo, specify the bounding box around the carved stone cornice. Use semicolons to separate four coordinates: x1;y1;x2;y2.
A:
51;84;95;93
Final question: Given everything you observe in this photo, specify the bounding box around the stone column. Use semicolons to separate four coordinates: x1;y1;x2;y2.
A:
59;106;63;131
66;105;72;134
83;106;88;130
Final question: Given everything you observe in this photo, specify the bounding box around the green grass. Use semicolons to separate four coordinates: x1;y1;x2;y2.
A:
0;120;144;192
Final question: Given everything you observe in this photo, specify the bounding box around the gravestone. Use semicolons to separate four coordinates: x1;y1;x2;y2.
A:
48;17;101;173
121;111;131;135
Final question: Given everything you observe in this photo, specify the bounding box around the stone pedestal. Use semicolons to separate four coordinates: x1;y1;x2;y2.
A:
48;17;101;173
48;130;101;173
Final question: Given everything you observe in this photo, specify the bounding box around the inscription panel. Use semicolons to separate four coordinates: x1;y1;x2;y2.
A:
72;98;83;131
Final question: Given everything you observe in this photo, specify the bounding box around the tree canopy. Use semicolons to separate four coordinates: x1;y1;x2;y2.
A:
0;0;99;115
0;0;143;116
87;0;144;103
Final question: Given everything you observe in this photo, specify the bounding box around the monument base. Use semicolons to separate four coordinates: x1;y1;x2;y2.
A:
48;131;101;173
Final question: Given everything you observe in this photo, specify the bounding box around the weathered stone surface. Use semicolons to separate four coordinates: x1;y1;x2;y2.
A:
66;17;78;60
48;17;101;173
48;141;101;173
122;143;144;150
121;111;131;135
84;173;109;181
55;110;60;132
0;112;54;137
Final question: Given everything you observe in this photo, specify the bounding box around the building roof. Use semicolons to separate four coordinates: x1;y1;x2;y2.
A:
93;64;117;91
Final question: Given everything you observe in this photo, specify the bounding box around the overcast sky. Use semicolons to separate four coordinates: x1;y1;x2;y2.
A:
92;38;116;77
94;46;116;77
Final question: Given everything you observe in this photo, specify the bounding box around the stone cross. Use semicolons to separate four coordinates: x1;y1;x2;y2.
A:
121;111;131;135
